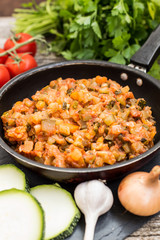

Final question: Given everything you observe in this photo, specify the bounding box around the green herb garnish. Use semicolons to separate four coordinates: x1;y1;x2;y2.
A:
13;0;160;79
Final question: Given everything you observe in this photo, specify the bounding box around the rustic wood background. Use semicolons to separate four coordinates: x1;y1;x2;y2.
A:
0;16;160;240
0;0;43;16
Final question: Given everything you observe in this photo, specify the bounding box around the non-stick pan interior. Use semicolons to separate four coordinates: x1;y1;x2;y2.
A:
0;61;160;144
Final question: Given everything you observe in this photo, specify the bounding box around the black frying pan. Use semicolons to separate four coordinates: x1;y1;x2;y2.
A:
0;25;160;183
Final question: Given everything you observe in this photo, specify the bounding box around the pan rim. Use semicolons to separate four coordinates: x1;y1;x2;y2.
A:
0;60;160;95
0;60;159;174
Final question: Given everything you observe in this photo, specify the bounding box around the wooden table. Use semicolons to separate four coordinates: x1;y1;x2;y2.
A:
0;17;160;240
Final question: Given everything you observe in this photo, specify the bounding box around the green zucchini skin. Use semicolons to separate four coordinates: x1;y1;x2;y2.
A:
31;184;81;240
0;188;45;240
51;211;81;240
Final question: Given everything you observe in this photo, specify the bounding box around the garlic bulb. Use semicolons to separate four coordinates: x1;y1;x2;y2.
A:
74;180;114;240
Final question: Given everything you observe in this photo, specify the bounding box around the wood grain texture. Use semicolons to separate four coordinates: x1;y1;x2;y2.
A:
0;0;43;16
0;17;160;240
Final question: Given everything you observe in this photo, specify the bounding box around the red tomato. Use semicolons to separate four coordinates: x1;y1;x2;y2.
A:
5;53;37;77
0;64;11;87
4;33;37;56
0;48;8;64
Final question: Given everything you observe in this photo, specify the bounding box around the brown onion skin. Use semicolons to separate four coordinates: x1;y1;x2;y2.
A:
118;166;160;216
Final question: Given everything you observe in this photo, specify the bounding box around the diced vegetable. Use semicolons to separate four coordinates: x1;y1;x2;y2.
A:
116;95;126;106
70;148;83;161
122;143;131;154
64;123;79;133
138;99;146;110
121;109;130;120
121;86;130;94
48;102;59;112
41;119;56;133
19;140;33;153
59;124;70;136
95;76;107;84
103;114;116;126
36;101;46;110
72;101;78;109
97;151;116;165
99;87;109;94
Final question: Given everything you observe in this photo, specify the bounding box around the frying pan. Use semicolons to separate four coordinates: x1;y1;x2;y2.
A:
0;25;160;183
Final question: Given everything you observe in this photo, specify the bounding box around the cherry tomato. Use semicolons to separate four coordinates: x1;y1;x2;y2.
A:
0;65;11;87
4;33;37;56
5;53;37;77
0;48;8;64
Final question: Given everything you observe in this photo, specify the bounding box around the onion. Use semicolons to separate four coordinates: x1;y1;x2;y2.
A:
118;165;160;216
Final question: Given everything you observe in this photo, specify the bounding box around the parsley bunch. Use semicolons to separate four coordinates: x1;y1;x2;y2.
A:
13;0;160;79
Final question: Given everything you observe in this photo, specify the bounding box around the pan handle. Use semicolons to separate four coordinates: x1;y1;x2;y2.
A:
130;24;160;72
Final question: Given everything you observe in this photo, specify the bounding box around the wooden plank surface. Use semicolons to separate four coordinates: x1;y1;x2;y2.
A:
0;17;160;240
0;0;43;17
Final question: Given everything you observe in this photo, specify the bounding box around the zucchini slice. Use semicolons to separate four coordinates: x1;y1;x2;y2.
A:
0;189;44;240
0;164;27;191
31;184;81;240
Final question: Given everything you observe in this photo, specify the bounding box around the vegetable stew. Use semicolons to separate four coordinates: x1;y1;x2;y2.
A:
1;76;156;168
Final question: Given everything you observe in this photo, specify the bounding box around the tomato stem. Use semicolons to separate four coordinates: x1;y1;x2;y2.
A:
0;35;46;57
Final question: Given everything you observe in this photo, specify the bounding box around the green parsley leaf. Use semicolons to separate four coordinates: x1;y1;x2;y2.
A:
13;0;160;79
109;53;126;65
91;21;102;39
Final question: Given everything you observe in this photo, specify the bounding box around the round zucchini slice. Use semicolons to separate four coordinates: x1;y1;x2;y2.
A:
31;184;81;240
0;164;27;191
0;189;44;240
